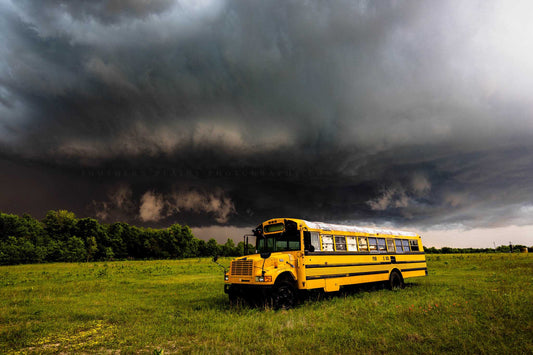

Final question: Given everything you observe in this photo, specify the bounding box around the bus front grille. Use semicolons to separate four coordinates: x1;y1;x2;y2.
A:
231;260;253;276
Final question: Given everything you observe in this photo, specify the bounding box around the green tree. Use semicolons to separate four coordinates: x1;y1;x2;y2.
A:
43;210;77;242
106;223;128;259
206;238;220;256
123;225;143;259
222;238;238;256
0;213;47;263
0;210;207;264
75;218;108;260
0;213;26;242
169;224;197;258
63;236;87;262
197;239;207;256
45;239;63;261
104;247;115;260
86;236;98;262
496;245;511;253
0;236;38;264
236;241;254;256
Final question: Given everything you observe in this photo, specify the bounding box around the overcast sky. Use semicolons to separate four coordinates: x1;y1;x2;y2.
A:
1;0;533;247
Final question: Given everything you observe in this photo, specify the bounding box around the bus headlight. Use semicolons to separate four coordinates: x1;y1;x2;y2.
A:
224;275;229;281
255;276;272;282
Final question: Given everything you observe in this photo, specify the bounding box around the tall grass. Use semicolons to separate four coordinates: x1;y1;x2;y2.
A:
1;254;531;354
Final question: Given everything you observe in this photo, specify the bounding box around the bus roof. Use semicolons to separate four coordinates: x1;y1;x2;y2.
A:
300;219;418;237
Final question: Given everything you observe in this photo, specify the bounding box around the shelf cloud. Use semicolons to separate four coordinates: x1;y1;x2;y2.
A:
2;1;533;234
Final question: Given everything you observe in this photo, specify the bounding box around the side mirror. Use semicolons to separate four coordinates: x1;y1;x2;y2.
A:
212;255;227;273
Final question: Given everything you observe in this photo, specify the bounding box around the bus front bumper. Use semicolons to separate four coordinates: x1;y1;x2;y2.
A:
224;283;274;296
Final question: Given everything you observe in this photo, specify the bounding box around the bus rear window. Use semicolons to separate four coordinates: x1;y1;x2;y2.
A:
409;239;419;251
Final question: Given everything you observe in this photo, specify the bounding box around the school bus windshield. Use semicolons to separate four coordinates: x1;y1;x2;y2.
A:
257;231;300;252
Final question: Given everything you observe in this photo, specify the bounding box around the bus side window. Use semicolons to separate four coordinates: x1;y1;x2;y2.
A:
395;239;403;253
276;239;287;251
368;237;378;252
402;239;410;252
334;236;347;251
303;231;311;251
346;236;358;251
321;235;334;251
378;238;387;253
288;240;300;250
358;237;368;251
267;237;275;251
409;239;419;251
311;232;320;251
386;238;395;252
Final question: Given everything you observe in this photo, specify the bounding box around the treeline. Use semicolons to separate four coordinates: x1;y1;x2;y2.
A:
424;245;531;254
0;210;250;265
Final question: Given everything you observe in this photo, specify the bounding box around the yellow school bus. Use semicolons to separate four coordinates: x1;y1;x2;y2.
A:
224;218;427;309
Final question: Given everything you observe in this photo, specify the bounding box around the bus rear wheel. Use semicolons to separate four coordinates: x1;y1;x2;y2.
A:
388;270;404;290
270;281;296;310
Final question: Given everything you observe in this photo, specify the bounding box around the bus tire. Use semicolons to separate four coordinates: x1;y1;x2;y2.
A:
271;281;296;310
388;270;404;290
228;291;238;306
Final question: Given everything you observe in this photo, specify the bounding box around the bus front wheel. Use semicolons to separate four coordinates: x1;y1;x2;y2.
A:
388;270;404;290
270;281;296;310
228;291;239;306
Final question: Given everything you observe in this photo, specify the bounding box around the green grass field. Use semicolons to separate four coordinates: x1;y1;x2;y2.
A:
1;254;532;354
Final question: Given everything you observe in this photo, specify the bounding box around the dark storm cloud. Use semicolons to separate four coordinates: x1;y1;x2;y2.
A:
1;0;533;230
16;0;176;25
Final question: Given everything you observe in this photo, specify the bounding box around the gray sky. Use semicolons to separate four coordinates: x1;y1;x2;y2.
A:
1;0;533;247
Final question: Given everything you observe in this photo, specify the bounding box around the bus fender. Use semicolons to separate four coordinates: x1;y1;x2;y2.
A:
274;271;296;285
388;268;405;289
390;268;403;279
